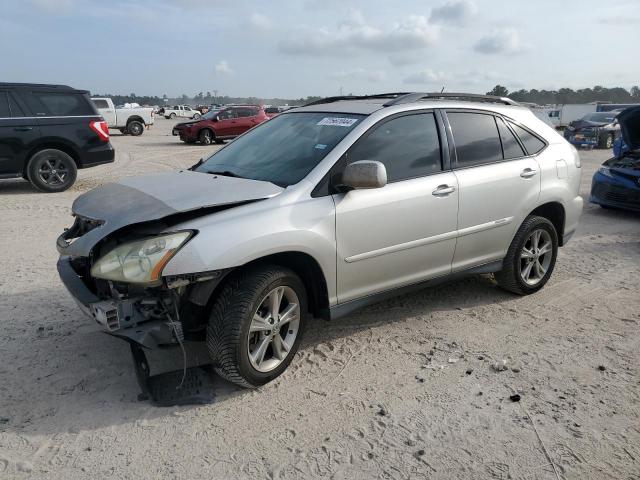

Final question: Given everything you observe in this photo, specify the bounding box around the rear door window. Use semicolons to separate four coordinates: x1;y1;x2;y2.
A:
448;112;503;167
509;122;547;155
24;91;94;116
496;117;525;159
0;93;10;117
346;112;442;182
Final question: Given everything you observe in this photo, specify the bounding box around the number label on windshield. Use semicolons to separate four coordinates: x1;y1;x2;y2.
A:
317;117;359;127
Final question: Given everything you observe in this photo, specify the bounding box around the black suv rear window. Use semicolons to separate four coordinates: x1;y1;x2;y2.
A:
23;91;95;116
0;93;9;117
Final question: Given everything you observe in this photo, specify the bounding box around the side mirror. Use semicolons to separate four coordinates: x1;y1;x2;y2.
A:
341;160;387;190
213;115;220;122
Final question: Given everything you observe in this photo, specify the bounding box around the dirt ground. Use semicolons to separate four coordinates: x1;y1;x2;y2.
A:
0;119;638;479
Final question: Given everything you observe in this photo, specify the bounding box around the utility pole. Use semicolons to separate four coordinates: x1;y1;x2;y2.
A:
214;90;218;105
339;86;343;96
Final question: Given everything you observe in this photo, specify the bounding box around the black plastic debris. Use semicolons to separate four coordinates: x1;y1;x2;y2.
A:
597;365;606;371
509;394;521;402
130;344;215;407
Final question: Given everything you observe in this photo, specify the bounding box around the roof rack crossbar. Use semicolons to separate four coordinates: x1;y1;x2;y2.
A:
383;92;520;107
303;92;412;107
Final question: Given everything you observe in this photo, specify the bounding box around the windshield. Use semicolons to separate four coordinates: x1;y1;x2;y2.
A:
583;113;616;123
202;109;220;120
195;112;364;187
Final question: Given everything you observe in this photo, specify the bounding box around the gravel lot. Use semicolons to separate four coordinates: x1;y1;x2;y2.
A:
0;119;638;479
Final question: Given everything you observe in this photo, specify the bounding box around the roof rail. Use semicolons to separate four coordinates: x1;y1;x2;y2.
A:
383;92;520;107
303;92;412;107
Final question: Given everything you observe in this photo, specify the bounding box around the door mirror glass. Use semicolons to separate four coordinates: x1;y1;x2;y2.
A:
342;161;387;190
214;115;220;122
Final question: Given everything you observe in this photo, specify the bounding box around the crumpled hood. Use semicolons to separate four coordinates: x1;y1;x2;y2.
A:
569;119;608;130
174;120;201;128
616;106;640;152
58;170;283;257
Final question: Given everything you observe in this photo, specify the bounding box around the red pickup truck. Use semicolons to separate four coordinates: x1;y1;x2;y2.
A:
172;105;268;145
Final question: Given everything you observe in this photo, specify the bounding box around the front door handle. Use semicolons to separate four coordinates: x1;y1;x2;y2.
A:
14;127;33;132
432;184;456;196
520;168;537;178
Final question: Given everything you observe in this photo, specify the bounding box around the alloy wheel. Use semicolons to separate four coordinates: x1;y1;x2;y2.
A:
37;156;69;186
519;229;553;286
247;286;300;373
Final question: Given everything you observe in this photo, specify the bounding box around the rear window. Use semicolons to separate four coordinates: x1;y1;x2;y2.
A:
509;122;546;155
496;117;525;159
24;91;95;116
92;99;109;109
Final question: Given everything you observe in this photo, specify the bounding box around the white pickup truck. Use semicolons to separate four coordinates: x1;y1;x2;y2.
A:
91;98;155;136
163;105;201;119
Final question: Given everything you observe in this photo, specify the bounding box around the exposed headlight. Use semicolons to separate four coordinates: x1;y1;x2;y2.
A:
598;166;613;178
91;231;192;284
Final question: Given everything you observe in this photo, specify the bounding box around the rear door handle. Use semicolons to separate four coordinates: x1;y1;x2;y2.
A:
520;168;537;178
14;127;33;132
432;184;456;196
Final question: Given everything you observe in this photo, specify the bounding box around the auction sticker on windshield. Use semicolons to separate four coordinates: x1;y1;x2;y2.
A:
317;117;359;127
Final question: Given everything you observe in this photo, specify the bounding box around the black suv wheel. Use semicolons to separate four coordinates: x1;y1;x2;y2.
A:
26;149;77;193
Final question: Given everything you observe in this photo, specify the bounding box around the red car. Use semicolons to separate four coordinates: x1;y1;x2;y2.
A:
172;105;268;145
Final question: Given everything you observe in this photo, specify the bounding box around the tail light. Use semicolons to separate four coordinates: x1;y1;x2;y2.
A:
89;120;110;142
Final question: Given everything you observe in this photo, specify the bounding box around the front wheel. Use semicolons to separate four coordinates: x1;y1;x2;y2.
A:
26;149;77;193
494;215;558;295
193;113;201;119
199;129;213;145
207;266;307;388
170;113;176;119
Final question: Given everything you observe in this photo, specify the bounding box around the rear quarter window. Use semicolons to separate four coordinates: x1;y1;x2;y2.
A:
509;122;546;155
23;91;95;116
92;99;109;109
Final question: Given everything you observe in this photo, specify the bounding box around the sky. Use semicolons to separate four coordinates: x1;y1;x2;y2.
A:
1;0;638;99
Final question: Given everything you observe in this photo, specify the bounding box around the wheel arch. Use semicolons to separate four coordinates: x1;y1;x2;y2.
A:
24;142;80;172
200;251;330;322
528;202;566;245
126;115;144;125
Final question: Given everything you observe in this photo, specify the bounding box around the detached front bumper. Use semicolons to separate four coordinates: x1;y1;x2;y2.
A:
57;256;182;349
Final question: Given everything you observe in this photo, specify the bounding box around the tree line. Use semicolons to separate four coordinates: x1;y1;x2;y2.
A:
487;85;640;105
93;91;322;107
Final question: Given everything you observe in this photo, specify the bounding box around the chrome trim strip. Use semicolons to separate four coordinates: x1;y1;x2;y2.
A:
344;217;513;263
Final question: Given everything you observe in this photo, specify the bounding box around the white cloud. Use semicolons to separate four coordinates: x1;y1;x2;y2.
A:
279;10;438;56
214;60;234;75
474;28;527;55
331;68;386;83
403;69;448;84
430;0;478;25
248;13;272;30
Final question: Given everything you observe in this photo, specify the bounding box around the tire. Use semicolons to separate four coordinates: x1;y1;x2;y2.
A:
170;113;176;119
598;133;614;149
494;215;558;295
127;120;144;136
26;149;77;193
199;129;213;145
193;113;201;119
207;265;307;388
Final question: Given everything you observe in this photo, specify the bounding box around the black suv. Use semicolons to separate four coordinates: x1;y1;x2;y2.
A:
0;83;115;192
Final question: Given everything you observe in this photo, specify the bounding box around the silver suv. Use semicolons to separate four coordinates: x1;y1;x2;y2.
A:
57;93;583;389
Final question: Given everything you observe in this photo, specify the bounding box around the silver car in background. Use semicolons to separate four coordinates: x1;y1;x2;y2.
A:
57;93;583;390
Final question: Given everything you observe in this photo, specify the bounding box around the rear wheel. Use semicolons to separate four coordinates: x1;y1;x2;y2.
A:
494;215;558;295
199;129;213;145
26;149;77;193
206;266;307;388
127;120;144;136
193;113;201;119
170;113;176;119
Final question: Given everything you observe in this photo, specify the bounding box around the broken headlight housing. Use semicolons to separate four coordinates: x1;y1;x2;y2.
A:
91;231;192;284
